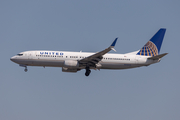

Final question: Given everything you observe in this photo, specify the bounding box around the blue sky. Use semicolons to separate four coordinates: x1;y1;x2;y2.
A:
0;0;180;120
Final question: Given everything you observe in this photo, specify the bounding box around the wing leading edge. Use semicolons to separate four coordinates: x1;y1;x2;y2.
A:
79;38;118;66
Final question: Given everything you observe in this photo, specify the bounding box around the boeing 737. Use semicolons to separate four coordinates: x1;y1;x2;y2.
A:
10;28;168;76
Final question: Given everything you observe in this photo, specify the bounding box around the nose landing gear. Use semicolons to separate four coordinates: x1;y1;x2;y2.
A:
19;64;28;72
24;66;28;72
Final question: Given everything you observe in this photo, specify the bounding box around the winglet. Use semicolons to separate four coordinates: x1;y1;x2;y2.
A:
110;38;118;52
111;38;118;47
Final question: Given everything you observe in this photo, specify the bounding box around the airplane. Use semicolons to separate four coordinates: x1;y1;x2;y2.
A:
10;28;168;76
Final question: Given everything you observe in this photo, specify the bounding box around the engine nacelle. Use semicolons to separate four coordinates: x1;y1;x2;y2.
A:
62;67;78;73
63;60;79;68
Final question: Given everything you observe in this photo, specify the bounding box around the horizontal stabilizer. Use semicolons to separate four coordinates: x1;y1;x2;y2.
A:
148;53;168;60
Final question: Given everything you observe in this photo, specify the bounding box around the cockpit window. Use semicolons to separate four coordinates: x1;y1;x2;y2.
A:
17;54;23;56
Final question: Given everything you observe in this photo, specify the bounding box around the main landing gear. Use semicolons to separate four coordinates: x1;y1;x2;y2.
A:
85;66;91;76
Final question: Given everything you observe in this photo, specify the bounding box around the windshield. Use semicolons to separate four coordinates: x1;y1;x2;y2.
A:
17;54;23;56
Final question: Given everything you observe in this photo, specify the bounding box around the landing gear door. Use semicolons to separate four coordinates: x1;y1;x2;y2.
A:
28;52;33;59
28;52;34;65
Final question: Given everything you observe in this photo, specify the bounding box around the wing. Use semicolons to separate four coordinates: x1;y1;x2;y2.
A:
79;38;118;67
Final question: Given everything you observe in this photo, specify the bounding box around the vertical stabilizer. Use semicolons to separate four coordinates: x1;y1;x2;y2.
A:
137;28;166;56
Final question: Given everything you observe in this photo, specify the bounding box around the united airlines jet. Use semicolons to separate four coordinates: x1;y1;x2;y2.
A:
10;28;168;76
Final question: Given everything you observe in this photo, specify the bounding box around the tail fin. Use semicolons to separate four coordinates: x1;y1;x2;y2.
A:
137;28;166;56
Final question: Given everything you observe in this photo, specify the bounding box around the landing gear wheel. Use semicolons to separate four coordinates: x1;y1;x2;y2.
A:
24;66;28;72
24;68;28;72
85;69;91;76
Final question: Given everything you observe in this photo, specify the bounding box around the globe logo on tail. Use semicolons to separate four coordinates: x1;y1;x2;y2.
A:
137;41;158;56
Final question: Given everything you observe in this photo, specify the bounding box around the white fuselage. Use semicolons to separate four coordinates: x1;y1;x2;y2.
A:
10;29;167;76
10;50;158;70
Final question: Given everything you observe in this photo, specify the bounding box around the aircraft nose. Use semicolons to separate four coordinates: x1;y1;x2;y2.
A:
10;56;16;62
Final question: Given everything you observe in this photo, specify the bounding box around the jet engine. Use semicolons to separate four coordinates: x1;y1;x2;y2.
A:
63;60;79;68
